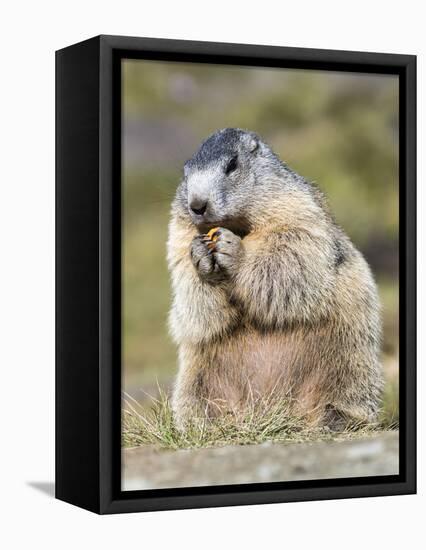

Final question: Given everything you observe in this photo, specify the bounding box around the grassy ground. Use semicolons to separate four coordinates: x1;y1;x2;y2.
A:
122;382;399;450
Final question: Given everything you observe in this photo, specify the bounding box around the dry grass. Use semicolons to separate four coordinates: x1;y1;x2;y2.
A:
122;385;398;450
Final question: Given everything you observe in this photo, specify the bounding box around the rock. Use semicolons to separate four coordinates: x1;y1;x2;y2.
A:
122;431;399;491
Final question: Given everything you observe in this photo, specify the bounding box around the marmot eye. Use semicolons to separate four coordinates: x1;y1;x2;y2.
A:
225;155;238;175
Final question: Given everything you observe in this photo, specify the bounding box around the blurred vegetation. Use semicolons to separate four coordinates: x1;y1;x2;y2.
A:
122;60;399;417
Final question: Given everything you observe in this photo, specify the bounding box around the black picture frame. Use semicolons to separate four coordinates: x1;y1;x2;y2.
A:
56;34;416;514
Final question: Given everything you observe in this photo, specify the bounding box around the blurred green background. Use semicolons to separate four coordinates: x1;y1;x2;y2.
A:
122;59;399;410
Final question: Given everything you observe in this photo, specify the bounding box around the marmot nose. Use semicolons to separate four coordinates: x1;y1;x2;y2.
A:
190;199;208;216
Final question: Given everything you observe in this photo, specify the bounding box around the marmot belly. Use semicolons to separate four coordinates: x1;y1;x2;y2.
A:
192;325;328;415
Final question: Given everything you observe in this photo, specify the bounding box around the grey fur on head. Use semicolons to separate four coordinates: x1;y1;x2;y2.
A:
178;128;298;235
168;128;383;431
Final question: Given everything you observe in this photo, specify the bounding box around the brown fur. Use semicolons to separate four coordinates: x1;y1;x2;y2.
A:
167;130;383;430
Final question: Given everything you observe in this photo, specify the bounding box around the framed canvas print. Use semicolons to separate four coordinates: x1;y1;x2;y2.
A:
56;35;416;514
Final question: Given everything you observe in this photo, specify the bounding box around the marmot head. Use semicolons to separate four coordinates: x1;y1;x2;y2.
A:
177;128;287;235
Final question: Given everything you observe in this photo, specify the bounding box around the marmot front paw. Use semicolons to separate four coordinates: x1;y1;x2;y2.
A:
190;234;226;283
190;228;243;282
209;227;243;276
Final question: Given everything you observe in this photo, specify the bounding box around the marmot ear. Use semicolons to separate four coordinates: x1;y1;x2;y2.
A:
245;135;259;153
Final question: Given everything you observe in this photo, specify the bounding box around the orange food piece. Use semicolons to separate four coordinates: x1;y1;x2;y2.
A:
206;227;220;251
207;227;220;242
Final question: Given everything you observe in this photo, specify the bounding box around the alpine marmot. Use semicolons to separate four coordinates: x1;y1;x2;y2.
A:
167;128;383;430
